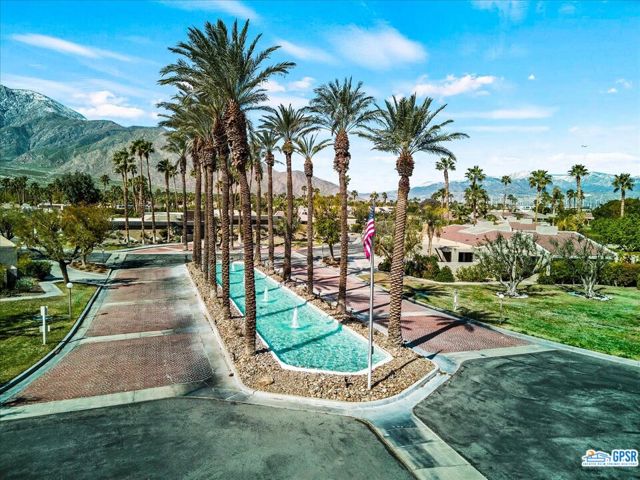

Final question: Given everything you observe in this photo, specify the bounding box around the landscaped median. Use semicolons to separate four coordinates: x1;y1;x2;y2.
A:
368;272;640;360
188;264;434;402
0;282;98;384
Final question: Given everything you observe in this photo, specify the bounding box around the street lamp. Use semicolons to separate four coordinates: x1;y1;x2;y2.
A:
66;282;73;319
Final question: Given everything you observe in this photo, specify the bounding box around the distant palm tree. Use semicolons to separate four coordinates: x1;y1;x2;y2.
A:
612;173;634;217
255;130;279;269
157;158;173;241
551;186;564;224
370;191;379;205
112;148;135;245
350;190;358;202
465;166;486;224
99;174;110;193
507;194;518;212
435;157;456;215
528;169;552;223
566;188;576;209
500;175;511;214
294;134;331;293
163;131;189;251
130;139;149;243
308;77;377;314
423;205;446;256
261;105;312;281
381;191;388;205
568;164;589;212
363;94;467;347
250;136;264;265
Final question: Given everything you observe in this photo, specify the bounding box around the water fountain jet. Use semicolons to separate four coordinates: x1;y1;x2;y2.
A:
290;306;300;329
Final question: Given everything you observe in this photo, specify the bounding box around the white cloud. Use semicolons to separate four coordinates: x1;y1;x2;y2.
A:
452;106;556;120
264;95;310;110
466;125;550;133
159;0;259;20
12;33;133;62
412;74;498;97
277;40;335;64
471;0;528;23
558;3;576;15
263;80;286;93
329;25;427;70
288;76;315;92
528;73;536;80
616;78;632;89
72;90;146;119
607;87;618;94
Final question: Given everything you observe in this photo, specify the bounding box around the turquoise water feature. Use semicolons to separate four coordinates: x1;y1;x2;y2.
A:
217;262;389;374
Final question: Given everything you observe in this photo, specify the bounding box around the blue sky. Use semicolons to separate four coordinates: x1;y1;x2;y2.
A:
1;0;638;191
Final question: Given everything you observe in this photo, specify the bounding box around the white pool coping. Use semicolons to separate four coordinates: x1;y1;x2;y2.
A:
225;262;392;376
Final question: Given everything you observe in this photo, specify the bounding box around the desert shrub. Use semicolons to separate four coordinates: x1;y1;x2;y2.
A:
405;254;440;279
18;257;51;280
15;277;36;292
603;262;640;287
435;266;455;282
456;264;489;282
543;259;576;285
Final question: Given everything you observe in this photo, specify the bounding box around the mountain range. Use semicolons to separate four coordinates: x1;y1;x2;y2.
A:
0;85;338;196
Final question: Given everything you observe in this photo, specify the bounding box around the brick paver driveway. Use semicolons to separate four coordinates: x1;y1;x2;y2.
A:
8;253;214;404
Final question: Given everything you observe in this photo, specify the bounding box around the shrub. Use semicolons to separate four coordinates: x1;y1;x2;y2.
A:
456;264;489;282
405;254;440;280
637;273;640;290
435;266;455;282
378;258;390;272
537;273;555;285
15;277;36;292
0;264;7;289
603;262;640;287
17;256;52;280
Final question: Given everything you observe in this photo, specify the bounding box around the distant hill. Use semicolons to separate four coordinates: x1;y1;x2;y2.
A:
0;85;339;195
380;171;639;206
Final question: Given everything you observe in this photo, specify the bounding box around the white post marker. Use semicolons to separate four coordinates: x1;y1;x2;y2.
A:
66;282;73;319
40;305;48;345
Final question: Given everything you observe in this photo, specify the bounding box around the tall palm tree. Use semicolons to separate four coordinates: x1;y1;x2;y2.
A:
350;190;358;202
500;175;511;214
99;174;110;193
566;188;576;209
255;130;278;269
381;191;388;205
465;166;486;224
363;94;467;347
612;173;634;217
169;163;179;210
528;169;552;223
308;78;377;314
260;104;312;281
422;205;446;256
163;127;189;251
435;157;456;215
250;136;264;265
157;158;173;241
294;134;331;293
130;139;149;243
568;164;589;212
160;19;294;354
112;148;135;245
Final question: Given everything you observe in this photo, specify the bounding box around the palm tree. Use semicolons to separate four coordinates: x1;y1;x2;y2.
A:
164;130;189;251
250;136;263;265
255;130;279;269
550;186;564;224
507;194;518;212
157;158;173;241
350;190;358;202
435;157;456;215
363;94;467;347
422;204;446;256
370;191;379;205
500;175;511;214
308;78;377;314
99;174;110;193
612;173;634;217
130;139;148;243
112;148;135;245
260;104;312;281
465;166;486;224
142;140;158;242
568;164;589;212
294;134;331;293
566;188;576;209
168;162;179;211
528;169;552;223
381;191;388;205
160;19;294;354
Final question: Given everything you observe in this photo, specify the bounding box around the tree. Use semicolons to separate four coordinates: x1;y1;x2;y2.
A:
62;206;112;265
57;172;101;205
381;191;388;205
130;139;149;243
568;164;589;212
465;166;486;224
478;232;548;297
362;94;467;347
422;204;446;256
552;235;613;299
507;194;518;212
0;208;23;240
566;189;576;209
157;158;173;241
314;194;340;260
255;130;279;269
435;157;456;215
528;169;552;223
260;105;312;281
250;136;263;265
612;173;634;218
294;134;331;293
464;183;488;225
550;186;564;224
163;132;189;250
112;149;135;244
99;174;110;196
500;175;511;214
308;78;377;314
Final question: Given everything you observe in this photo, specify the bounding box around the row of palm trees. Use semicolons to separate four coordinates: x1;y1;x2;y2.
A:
156;19;466;353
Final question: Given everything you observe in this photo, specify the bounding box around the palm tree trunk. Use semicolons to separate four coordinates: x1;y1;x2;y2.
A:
335;130;350;315
230;183;235;249
620;191;625;218
138;155;146;244
217;145;231;320
267;156;274;269
202;161;210;276
284;148;294;281
534;190;540;223
577;178;582;212
123;172;130;245
306;167;314;294
193;154;202;269
503;192;507;214
388;174;410;347
206;159;216;288
172;176;178;211
444;169;450;214
165;173;171;242
181;167;187;251
145;156;157;243
254;172;262;265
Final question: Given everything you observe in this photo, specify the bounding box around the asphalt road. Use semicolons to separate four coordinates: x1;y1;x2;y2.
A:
414;350;640;480
0;397;412;480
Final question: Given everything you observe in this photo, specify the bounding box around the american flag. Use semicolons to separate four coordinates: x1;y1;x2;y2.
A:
363;206;375;260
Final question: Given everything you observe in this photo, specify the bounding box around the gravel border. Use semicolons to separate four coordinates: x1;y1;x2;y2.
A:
188;263;434;402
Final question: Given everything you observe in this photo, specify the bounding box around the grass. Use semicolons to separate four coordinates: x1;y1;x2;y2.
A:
0;282;98;384
367;272;640;360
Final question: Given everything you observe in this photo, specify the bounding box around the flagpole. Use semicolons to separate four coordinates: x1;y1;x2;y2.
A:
367;205;375;391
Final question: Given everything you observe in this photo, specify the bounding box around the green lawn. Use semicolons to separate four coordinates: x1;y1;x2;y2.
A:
0;283;98;384
368;273;640;360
